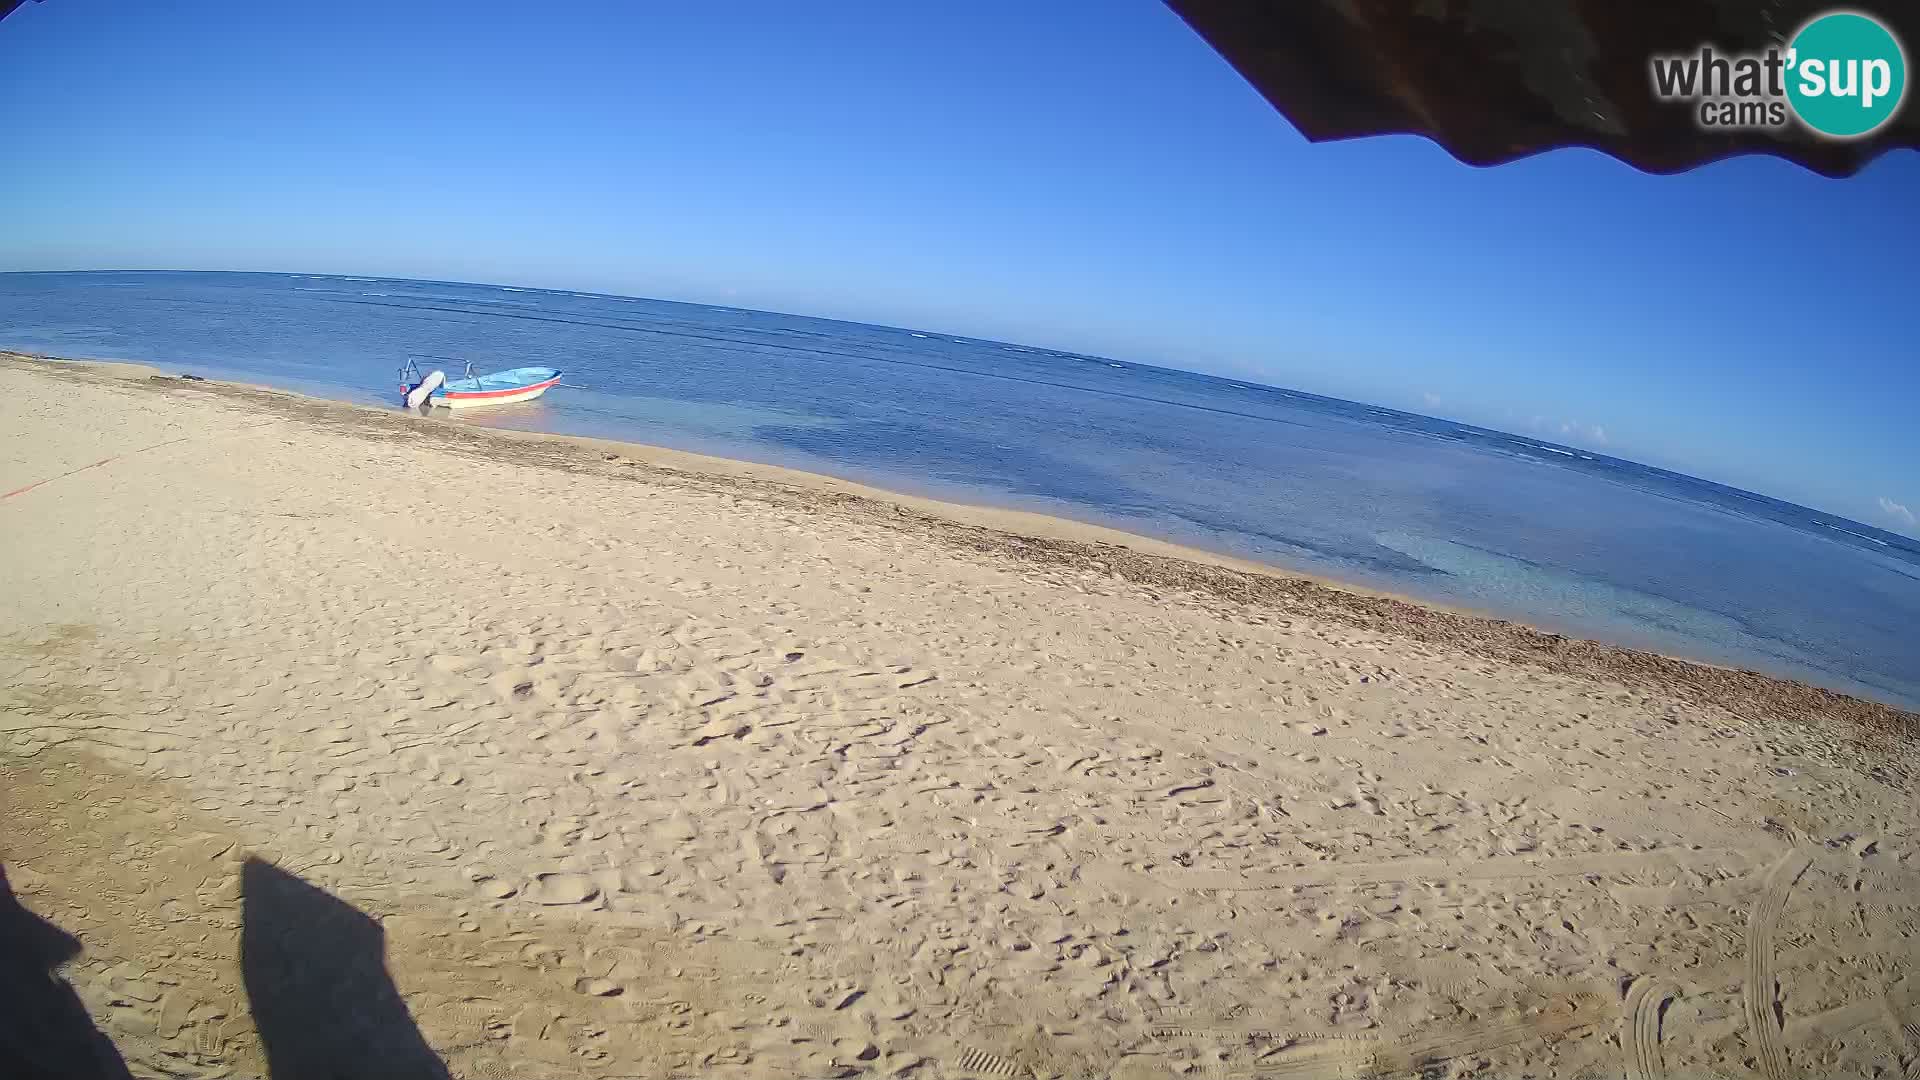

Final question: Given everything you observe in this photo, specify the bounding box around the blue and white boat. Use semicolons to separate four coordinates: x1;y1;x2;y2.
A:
401;358;561;409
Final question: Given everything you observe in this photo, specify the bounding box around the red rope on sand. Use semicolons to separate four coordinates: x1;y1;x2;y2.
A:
2;437;193;501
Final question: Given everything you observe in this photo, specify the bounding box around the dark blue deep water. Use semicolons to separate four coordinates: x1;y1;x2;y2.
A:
6;270;1917;710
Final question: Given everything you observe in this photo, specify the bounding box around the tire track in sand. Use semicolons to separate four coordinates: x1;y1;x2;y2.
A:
955;1046;1020;1076
1205;993;1610;1078
1891;992;1920;1080
1155;847;1755;893
1622;978;1682;1080
1746;850;1812;1080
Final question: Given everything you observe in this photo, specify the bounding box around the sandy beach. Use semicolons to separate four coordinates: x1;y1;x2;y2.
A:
2;352;1916;1079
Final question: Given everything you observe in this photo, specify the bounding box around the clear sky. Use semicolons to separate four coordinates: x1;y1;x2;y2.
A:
2;0;1915;530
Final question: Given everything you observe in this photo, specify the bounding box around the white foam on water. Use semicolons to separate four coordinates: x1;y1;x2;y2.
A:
1819;522;1888;546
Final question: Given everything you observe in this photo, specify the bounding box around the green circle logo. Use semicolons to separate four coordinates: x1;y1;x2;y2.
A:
1786;11;1907;138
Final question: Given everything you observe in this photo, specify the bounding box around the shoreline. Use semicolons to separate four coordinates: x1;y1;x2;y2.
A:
8;350;1914;746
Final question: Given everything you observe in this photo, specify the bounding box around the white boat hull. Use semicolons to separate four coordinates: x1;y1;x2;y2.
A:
434;377;560;409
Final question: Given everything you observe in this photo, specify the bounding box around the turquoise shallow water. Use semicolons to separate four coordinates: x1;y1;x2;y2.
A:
6;269;1918;710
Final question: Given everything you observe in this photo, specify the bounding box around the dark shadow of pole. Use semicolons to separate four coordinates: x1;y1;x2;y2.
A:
0;863;133;1080
240;857;449;1080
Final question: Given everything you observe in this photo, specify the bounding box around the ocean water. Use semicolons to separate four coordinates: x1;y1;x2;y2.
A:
6;270;1918;711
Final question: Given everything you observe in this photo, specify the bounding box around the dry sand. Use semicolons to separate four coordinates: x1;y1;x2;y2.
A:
2;352;1915;1079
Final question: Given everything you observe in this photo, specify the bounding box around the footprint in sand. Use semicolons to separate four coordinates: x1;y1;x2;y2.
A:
525;872;599;905
956;1047;1021;1077
619;862;666;890
475;877;518;899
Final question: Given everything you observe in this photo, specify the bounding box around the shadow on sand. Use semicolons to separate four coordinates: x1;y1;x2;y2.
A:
241;856;450;1079
0;863;133;1080
0;857;450;1079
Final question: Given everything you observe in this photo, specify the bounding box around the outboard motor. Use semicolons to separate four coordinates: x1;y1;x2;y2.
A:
403;368;445;409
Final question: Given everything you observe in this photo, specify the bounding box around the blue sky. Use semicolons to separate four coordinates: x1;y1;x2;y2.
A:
2;0;1915;530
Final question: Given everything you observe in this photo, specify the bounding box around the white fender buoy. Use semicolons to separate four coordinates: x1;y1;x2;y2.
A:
405;369;445;409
